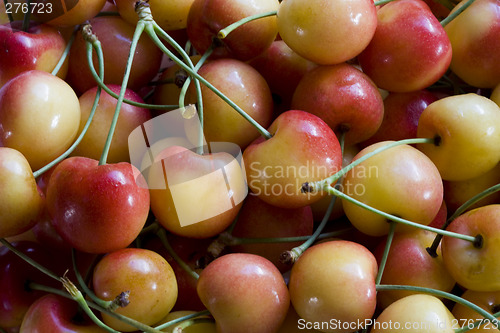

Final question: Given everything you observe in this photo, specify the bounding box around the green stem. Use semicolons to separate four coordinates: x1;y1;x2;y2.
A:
146;23;273;140
61;276;119;333
154;310;211;331
327;186;477;243
427;182;500;257
51;26;78;76
156;228;199;280
309;138;434;192
217;11;277;39
229;227;353;245
440;0;476;27
3;0;14;23
32;42;104;179
373;0;399;6
99;21;145;165
71;249;113;309
0;238;59;281
455;311;500;333
376;284;500;329
375;221;396;285
21;0;31;32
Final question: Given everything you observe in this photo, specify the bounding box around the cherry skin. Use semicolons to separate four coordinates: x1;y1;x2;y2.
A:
277;0;377;65
72;84;152;163
0;147;43;238
0;70;81;171
197;253;290;333
19;294;108;333
186;0;279;61
290;63;384;145
452;290;500;332
92;248;178;331
243;110;343;209
358;0;452;92
288;240;378;333
34;0;107;27
46;156;150;254
0;22;68;88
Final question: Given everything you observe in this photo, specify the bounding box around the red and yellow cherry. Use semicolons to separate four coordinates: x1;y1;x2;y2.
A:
185;58;274;149
277;0;377;65
0;147;43;238
19;294;108;333
46;156;150;254
370;294;456;333
342;141;444;237
66;16;163;94
290;63;384;145
444;0;500;88
243;110;343;209
417;93;500;181
34;0;107;27
0;70;81;171
197;253;290;333
277;305;322;333
288;240;378;333
148;145;247;238
358;0;452;92
441;204;500;291
92;248;178;331
374;229;456;309
186;0;279;61
115;0;195;31
72;84;151;163
230;194;314;272
0;22;68;88
452;290;500;332
360;90;438;148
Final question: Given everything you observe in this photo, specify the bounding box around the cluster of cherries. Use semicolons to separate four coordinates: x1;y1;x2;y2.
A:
1;0;500;332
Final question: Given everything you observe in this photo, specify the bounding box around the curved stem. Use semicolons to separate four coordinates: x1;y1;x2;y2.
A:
21;0;31;32
51;25;78;76
156;228;199;280
229;227;353;245
375;221;396;285
217;11;277;39
146;24;272;140
373;0;399;6
440;0;476;27
309;138;434;193
427;182;500;257
99;21;145;165
32;41;104;179
154;310;211;331
327;186;477;243
376;284;500;329
173;318;216;332
0;238;59;281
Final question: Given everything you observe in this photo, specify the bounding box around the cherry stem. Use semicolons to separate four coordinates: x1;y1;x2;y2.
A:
376;284;500;329
51;25;78;76
432;0;456;10
21;0;31;32
280;132;346;265
154;310;212;331
217;10;277;39
0;238;59;281
61;275;120;333
3;0;13;23
373;0;399;6
375;221;396;285
32;41;104;179
145;22;273;140
427;182;500;257
156;228;200;280
327;186;477;243
440;0;476;27
310;138;434;191
99;20;145;166
172;318;216;333
71;249;114;310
